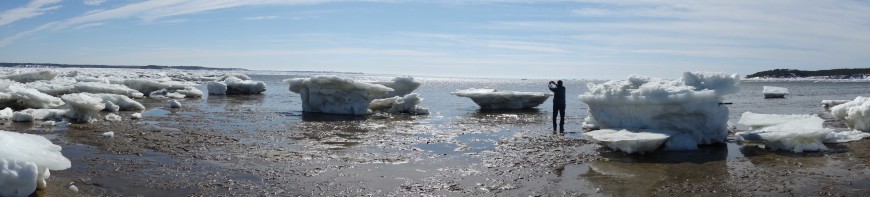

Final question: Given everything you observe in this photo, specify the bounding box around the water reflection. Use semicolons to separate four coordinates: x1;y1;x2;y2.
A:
300;112;369;122
599;143;729;164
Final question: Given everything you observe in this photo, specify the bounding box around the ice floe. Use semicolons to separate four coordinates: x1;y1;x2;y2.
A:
736;112;870;152
0;130;71;196
830;96;870;132
822;100;850;112
452;88;551;110
762;86;788;98
369;93;429;115
0;70;59;83
580;72;739;152
287;76;393;115
583;129;671;154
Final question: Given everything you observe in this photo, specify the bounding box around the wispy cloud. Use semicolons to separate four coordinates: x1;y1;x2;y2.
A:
245;16;281;20
83;0;106;6
0;0;62;26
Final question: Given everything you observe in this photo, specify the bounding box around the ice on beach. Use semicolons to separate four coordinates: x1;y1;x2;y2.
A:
172;86;204;98
61;93;105;123
68;184;78;192
0;70;59;83
75;82;145;99
830;97;870;132
580;72;739;151
583;129;671;154
102;131;114;137
103;101;120;112
0;130;71;196
762;86;788;98
207;81;228;95
12;109;67;122
372;76;422;97
451;88;552;110
224;77;267;94
733;112;866;152
105;113;122;122
149;89;186;99
369;93;429;115
0;107;12;119
219;73;252;81
21;79;76;96
83;93;145;111
123;79;170;97
822;100;850;112
287;76;394;115
4;85;66;109
131;112;142;119
169;99;181;108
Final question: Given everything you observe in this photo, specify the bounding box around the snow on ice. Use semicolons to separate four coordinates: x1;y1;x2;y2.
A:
580;72;740;152
0;130;71;196
372;76;421;97
287;76;394;115
452;88;551;110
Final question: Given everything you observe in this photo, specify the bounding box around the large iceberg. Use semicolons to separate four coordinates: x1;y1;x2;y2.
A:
452;88;551;110
369;93;429;115
762;86;788;99
287;76;393;115
372;76;421;97
0;130;71;196
830;96;870;132
580;72;740;152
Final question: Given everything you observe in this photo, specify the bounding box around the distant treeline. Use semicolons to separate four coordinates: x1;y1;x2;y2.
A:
0;62;245;71
747;68;870;79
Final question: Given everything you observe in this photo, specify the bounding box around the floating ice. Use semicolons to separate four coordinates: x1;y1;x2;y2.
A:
452;88;552;110
0;70;59;83
105;113;122;122
372;76;421;97
369;93;429;115
123;79;170;96
169;99;181;108
287;76;393;115
762;86;788;99
102;131;114;137
822;100;850;112
75;82;144;99
131;112;142;119
583;129;671;154
580;72;739;151
61;93;105;123
736;112;832;152
0;130;71;196
830;97;870;132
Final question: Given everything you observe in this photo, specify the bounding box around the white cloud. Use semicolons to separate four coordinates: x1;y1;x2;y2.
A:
83;0;106;6
0;0;62;26
244;16;281;20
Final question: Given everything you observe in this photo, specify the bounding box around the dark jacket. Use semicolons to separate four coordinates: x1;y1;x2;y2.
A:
549;85;566;107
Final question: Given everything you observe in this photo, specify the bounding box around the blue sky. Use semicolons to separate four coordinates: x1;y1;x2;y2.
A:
1;0;869;79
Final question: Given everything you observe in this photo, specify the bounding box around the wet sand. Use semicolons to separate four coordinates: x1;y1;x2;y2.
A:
9;88;869;196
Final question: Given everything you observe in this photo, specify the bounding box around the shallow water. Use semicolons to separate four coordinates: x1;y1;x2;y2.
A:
24;74;870;195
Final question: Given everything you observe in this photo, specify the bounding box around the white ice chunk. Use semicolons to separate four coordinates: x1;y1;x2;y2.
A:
583;129;671;154
580;72;739;148
830;96;870;132
736;112;831;152
372;76;422;97
169;99;181;108
0;107;12;119
131;112;142;119
0;130;71;196
224;77;267;94
149;89;186;99
762;86;788;98
219;73;252;81
824;130;870;143
61;93;105;123
0;70;59;83
369;93;429;115
103;101;120;112
68;184;78;192
75;82;144;99
287;76;393;115
452;88;551;110
12;109;67;122
172;86;203;98
822;100;850;112
105;113;122;122
82;93;145;111
102;131;114;137
7;85;65;109
11;111;34;122
207;81;227;95
21;78;76;96
123;79;170;96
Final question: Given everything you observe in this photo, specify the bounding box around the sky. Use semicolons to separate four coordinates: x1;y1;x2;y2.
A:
1;0;869;79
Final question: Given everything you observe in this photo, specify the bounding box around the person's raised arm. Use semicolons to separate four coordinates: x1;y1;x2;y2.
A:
548;81;556;90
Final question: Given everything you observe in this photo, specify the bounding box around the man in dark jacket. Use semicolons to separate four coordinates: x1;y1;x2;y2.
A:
549;80;566;132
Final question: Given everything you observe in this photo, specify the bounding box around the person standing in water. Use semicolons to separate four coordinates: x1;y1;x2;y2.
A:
549;80;566;132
